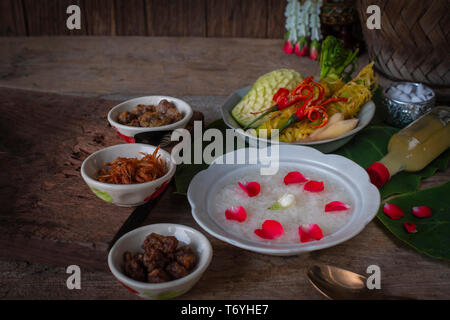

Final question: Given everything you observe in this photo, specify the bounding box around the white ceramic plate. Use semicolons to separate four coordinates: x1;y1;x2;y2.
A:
187;145;380;256
108;224;212;299
221;86;375;153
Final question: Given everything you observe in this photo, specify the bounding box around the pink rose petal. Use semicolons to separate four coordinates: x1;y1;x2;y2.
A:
284;171;308;185
404;222;417;233
412;206;432;218
325;201;350;212
254;220;284;240
383;203;405;220
299;224;324;243
238;181;261;197
304;180;324;192
225;206;247;222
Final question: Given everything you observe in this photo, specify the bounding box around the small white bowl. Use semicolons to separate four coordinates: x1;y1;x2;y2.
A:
81;143;176;207
108;96;193;143
108;224;213;299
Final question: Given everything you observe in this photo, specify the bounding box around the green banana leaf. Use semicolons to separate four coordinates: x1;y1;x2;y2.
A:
377;182;450;260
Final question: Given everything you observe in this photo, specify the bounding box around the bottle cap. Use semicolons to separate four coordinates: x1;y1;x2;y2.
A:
366;162;390;188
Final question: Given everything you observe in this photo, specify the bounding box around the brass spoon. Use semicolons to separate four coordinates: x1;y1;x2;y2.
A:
306;264;413;300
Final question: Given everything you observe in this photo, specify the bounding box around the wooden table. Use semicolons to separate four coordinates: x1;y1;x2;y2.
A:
0;37;449;300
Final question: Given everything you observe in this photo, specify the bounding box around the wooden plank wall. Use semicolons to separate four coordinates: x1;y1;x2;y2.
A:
0;0;286;38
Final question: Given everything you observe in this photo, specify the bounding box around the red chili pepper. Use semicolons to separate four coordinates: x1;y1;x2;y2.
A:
273;88;290;102
244;81;314;130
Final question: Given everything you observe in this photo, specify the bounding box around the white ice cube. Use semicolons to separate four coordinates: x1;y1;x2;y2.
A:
418;94;427;101
402;84;413;94
399;93;411;102
411;95;421;103
396;84;405;92
388;87;401;100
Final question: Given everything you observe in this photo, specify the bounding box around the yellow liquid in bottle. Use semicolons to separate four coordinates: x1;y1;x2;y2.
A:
380;106;450;176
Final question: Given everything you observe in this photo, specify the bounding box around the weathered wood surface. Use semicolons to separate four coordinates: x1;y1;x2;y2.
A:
0;0;286;38
0;37;449;300
0;88;207;271
0;37;323;97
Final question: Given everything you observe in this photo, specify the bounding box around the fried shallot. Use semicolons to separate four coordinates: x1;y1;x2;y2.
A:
97;146;167;184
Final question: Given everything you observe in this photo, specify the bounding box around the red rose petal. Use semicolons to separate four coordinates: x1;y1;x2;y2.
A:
304;180;324;192
383;203;405;220
238;181;261;197
412;206;432;218
299;224;324;243
254;220;284;240
404;222;417;233
225;206;247;222
325;201;350;212
284;171;308;185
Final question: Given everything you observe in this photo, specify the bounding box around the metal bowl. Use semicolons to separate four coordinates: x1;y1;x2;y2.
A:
384;82;436;128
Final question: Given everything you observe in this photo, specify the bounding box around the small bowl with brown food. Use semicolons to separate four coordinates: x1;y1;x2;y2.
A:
108;96;193;143
108;224;213;299
81;143;176;207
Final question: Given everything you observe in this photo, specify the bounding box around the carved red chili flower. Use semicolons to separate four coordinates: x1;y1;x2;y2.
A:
404;222;417;233
412;206;432;218
225;206;247;222
254;220;284;240
304;180;324;192
238;181;261;197
284;171;308;185
325;201;350;212
383;203;405;220
299;224;324;243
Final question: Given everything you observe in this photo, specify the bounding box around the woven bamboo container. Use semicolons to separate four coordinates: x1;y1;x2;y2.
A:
356;0;450;91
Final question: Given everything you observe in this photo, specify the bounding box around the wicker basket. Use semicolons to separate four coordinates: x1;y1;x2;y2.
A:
356;0;450;89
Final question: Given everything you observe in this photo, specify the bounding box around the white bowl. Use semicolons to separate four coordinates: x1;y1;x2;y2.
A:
108;96;193;143
81;143;176;207
108;224;213;299
221;86;375;153
187;145;380;256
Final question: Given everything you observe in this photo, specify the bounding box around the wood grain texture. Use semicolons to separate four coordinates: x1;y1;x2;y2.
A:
206;0;268;38
0;0;27;36
1;0;288;38
84;0;116;35
0;88;128;269
22;0;86;35
267;0;286;39
145;0;206;37
0;88;203;271
114;0;146;35
0;37;321;97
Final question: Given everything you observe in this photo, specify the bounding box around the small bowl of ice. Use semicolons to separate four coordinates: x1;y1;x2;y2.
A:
385;82;436;127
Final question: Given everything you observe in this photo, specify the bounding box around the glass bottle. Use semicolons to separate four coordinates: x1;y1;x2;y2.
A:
367;106;450;187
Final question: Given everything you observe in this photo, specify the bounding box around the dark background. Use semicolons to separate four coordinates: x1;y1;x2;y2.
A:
0;0;286;37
